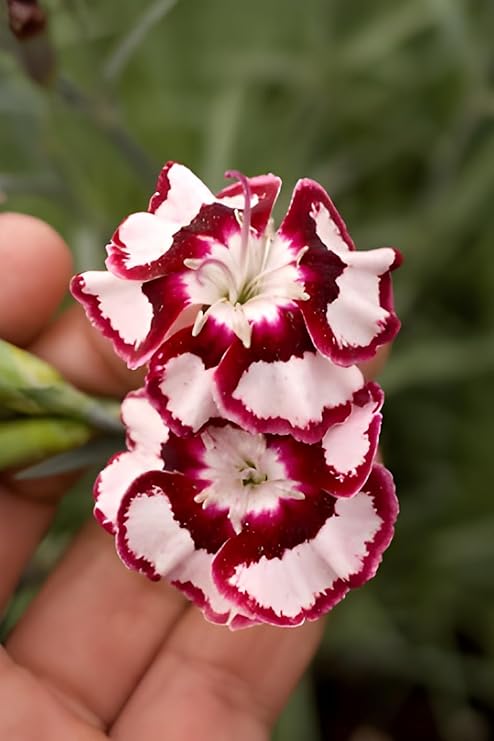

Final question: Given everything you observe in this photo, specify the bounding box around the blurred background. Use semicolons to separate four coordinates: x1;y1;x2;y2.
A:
1;0;494;738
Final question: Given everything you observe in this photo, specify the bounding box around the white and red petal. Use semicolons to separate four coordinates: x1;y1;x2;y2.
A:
278;178;401;364
302;201;401;364
149;161;215;217
171;550;258;628
116;471;201;580
212;464;398;627
105;163;216;280
146;321;232;436
132;469;234;551
300;250;401;365
279;177;355;253
94;390;169;533
326;249;400;360
215;311;364;442
120;389;170;454
216;173;281;235
318;382;384;497
116;470;251;624
94;450;162;534
268;391;380;501
70;270;189;369
139;203;242;286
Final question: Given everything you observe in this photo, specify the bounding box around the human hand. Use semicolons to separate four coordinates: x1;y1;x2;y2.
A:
0;213;327;741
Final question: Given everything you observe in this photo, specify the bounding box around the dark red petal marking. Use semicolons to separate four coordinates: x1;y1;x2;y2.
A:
164;472;235;553
298;246;346;313
171;578;258;628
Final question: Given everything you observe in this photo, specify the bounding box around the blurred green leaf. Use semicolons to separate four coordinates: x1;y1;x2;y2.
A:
103;0;179;82
381;334;494;394
16;433;124;479
0;417;92;471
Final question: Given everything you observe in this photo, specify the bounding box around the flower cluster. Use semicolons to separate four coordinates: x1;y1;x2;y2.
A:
72;162;401;628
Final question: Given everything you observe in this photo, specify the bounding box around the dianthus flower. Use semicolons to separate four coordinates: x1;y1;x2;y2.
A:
71;162;401;442
95;390;398;628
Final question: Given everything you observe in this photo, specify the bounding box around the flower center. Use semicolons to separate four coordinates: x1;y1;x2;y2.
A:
183;172;309;348
193;425;304;534
238;460;267;487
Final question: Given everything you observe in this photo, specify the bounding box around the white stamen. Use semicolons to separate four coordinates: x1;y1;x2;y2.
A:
192;309;206;336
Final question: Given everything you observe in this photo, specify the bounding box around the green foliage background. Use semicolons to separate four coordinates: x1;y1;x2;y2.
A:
1;0;494;738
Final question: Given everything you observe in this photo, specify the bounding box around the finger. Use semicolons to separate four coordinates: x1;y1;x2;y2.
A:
0;214;73;610
0;647;105;740
30;305;144;397
0;213;72;346
0;486;55;609
112;613;324;741
359;343;390;381
7;521;187;728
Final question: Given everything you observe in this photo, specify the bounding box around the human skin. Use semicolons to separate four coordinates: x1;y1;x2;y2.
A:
0;213;387;740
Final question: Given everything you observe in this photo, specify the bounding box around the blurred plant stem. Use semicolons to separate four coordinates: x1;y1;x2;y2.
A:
103;0;179;83
55;77;157;185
